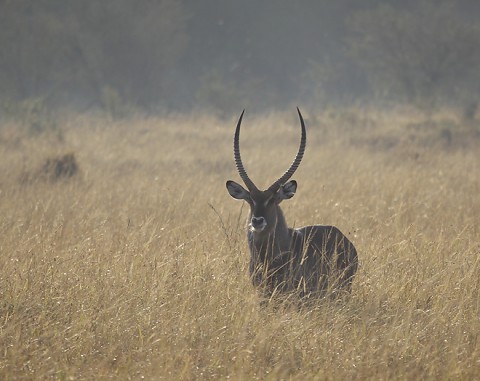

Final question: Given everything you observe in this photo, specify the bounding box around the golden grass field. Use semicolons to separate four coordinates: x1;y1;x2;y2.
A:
0;108;479;380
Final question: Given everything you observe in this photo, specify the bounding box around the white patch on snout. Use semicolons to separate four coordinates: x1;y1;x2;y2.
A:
249;217;267;232
249;222;267;232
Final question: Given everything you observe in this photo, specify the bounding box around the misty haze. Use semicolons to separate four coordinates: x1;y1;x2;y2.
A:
1;1;479;380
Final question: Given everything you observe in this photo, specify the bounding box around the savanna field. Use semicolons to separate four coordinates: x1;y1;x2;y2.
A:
0;109;479;380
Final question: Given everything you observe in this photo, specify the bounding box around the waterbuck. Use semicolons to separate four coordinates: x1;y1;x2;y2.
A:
226;108;358;301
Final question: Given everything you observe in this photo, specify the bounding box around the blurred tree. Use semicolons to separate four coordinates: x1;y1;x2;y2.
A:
71;0;189;108
1;0;479;114
0;1;75;102
183;0;370;112
348;1;480;111
0;0;189;111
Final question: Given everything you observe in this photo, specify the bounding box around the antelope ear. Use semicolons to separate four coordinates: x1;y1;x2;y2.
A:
226;180;250;200
276;180;297;202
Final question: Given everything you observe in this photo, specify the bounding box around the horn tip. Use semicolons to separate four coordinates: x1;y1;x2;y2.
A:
236;109;245;124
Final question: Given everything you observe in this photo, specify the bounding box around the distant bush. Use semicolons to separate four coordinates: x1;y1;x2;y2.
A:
348;1;480;112
21;153;79;184
1;97;62;138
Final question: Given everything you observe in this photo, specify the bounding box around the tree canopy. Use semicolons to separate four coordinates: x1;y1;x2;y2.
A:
1;0;479;114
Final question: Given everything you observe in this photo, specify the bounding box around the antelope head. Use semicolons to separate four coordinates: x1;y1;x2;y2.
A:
226;108;306;235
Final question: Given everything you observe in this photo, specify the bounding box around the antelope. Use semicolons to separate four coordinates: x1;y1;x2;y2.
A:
226;108;358;301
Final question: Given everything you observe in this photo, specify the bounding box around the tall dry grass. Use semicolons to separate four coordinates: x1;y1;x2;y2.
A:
0;109;479;380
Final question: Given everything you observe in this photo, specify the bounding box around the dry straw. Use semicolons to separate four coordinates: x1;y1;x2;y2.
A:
0;110;479;379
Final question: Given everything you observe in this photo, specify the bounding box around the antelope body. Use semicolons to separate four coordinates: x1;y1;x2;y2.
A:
226;108;358;300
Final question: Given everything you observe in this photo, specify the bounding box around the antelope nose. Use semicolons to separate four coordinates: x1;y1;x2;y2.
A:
251;216;266;229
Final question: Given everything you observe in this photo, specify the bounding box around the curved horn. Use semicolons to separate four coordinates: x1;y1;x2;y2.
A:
233;110;258;192
267;107;306;192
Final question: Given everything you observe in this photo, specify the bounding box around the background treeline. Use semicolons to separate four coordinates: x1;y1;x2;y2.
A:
1;0;480;116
